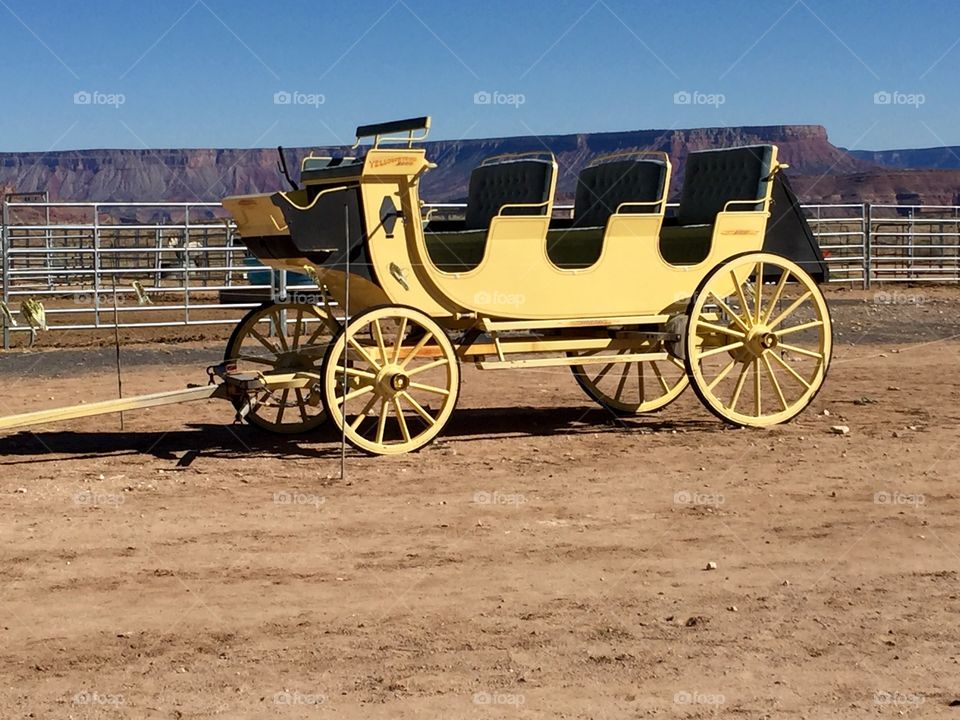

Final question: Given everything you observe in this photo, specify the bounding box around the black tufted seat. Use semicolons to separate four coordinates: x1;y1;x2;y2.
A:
660;145;774;265
676;145;773;226
464;158;555;230
572;159;667;228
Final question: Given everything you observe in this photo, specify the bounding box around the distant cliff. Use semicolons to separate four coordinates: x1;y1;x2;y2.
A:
847;146;960;170
0;124;957;206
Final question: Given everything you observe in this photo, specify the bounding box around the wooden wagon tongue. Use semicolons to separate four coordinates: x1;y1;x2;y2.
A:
0;363;321;432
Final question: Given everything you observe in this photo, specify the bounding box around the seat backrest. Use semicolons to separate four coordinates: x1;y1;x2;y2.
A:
465;158;555;231
676;145;774;226
573;159;667;228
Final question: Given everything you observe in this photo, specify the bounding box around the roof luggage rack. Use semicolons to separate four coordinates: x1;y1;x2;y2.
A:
354;116;431;149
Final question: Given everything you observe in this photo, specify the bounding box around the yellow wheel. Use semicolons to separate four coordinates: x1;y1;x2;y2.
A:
321;306;460;455
224;300;339;434
685;252;832;427
569;341;688;415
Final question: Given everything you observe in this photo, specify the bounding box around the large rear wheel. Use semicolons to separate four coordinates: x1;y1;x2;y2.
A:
685;252;832;427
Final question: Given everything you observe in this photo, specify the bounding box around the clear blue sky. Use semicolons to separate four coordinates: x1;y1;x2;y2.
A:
0;0;957;152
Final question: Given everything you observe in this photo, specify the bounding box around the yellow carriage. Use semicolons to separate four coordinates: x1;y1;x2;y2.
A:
220;116;832;455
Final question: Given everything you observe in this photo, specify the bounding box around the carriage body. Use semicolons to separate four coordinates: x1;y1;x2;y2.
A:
223;130;790;325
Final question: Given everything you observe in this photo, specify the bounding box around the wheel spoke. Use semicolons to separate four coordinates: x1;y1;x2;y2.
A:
779;342;824;360
249;327;281;355
761;270;791;324
698;340;745;359
336;384;375;405
347;335;383;371
336;366;377;381
400;330;435;368
729;362;749;411
650;361;670;394
409;381;451;396
350;394;381;431
762;354;788;411
697;321;746;339
305;317;333;347
776;319;824;337
392;317;408;364
768;290;813;330
752;359;762;416
393;398;411;442
708;293;750;333
592;361;616;385
707;358;737;391
272;313;291;352
614;363;629;401
371;318;389;365
754;262;764;323
276;389;289;424
770;351;812;389
291;309;304;351
406;358;450;376
294;389;309;422
400;391;437;426
375;399;389;444
731;271;753;327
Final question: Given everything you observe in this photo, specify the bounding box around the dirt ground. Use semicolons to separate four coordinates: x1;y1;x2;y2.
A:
1;287;959;719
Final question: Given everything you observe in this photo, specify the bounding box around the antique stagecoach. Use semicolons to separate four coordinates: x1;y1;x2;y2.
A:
0;117;832;455
219;116;831;454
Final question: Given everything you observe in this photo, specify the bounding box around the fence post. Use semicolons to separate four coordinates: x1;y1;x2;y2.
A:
1;199;9;349
863;203;872;290
92;205;101;328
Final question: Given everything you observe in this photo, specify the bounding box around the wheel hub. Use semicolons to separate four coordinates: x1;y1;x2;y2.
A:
374;364;410;398
741;325;779;359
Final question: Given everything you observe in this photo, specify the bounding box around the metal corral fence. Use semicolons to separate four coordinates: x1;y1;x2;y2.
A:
1;199;959;347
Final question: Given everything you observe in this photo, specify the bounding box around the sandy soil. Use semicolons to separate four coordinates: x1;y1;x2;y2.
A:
1;288;959;719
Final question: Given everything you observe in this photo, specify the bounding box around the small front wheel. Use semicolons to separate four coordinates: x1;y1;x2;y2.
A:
321;306;460;455
685;252;832;427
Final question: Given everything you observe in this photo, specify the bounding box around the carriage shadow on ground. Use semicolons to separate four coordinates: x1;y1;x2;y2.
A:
0;405;720;463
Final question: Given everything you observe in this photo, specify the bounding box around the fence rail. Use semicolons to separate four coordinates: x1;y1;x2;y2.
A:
2;200;959;347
